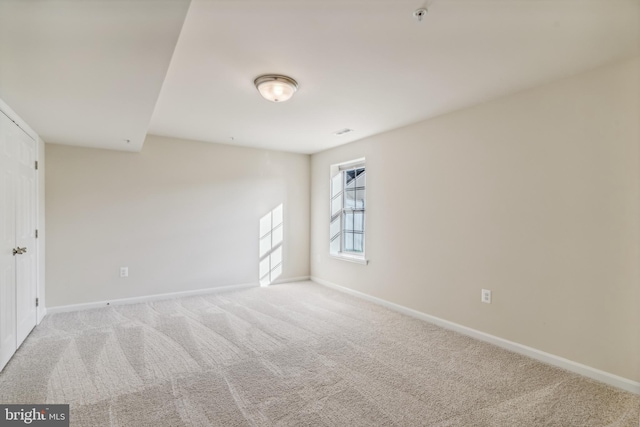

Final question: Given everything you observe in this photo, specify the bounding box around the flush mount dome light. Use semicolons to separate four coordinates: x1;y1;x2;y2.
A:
254;74;298;102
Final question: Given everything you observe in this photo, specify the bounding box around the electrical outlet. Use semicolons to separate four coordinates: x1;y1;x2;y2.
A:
481;289;491;304
120;267;128;278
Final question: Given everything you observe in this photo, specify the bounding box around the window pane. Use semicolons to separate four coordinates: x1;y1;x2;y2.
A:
343;231;354;252
331;173;342;197
344;189;356;209
353;232;364;253
272;225;283;247
356;169;366;188
354;212;364;232
343;212;354;232
355;188;365;209
331;195;342;217
345;170;357;189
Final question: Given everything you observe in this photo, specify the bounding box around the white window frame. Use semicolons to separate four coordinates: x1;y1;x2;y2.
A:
329;158;368;265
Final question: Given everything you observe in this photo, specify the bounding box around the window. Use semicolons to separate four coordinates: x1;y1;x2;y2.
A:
330;159;367;264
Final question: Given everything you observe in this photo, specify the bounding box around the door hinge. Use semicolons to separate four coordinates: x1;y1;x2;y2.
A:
35;161;38;170
35;229;38;239
35;298;39;307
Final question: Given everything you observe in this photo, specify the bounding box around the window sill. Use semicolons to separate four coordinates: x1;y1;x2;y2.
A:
330;253;369;265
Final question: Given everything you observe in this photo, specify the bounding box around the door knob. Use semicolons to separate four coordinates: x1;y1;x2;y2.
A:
12;247;26;256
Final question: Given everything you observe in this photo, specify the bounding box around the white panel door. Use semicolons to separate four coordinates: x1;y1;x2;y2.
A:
0;110;37;372
14;120;37;346
0;112;17;371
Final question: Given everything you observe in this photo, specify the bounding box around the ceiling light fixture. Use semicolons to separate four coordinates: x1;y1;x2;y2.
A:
254;74;298;102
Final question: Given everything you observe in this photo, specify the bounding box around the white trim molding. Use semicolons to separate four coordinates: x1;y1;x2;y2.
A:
270;276;310;285
0;98;39;141
330;254;369;265
47;276;311;314
37;308;47;324
311;276;640;395
46;282;258;314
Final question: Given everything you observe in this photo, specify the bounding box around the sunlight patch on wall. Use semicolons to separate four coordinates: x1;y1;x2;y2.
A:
259;204;283;286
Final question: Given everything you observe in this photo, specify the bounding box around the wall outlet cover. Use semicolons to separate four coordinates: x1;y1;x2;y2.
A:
481;289;491;304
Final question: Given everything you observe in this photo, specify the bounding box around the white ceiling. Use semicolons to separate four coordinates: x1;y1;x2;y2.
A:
0;0;191;152
1;0;639;154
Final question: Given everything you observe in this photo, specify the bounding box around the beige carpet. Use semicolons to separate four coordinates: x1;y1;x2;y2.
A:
0;282;638;426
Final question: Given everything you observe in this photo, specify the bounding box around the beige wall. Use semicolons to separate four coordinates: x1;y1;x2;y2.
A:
46;135;310;307
310;58;640;382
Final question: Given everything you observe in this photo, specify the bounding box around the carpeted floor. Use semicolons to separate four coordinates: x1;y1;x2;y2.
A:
0;281;638;426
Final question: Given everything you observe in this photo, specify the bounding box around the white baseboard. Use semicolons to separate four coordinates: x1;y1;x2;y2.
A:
311;276;640;395
46;282;259;314
271;275;310;285
37;307;47;324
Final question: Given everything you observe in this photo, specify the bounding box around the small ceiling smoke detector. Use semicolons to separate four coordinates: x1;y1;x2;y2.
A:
334;128;354;136
413;8;427;22
254;74;298;102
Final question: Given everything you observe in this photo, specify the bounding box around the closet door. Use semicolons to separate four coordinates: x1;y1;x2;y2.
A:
0;112;17;371
0;111;37;372
14;120;37;346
